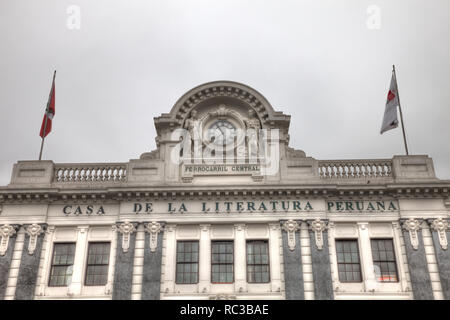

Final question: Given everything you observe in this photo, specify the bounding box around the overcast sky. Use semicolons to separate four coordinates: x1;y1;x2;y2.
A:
1;0;449;185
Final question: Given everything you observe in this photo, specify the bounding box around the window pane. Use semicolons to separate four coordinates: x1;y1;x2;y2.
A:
246;240;270;283
370;239;398;283
49;243;76;287
85;242;110;286
176;241;199;284
211;241;234;283
335;240;362;283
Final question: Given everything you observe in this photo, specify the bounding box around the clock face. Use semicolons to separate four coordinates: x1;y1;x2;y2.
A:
208;120;236;145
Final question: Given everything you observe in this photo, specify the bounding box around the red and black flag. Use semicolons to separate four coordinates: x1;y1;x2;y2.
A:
39;71;56;138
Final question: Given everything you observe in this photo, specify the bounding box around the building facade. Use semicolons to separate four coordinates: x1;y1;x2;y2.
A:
0;81;449;300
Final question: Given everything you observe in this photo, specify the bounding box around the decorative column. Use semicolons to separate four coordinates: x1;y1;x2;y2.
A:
357;222;378;292
199;224;211;294
15;223;47;300
427;218;450;299
234;224;247;293
268;223;282;293
162;225;177;295
67;226;89;296
280;220;304;300
112;221;138;300
400;218;434;300
141;221;165;300
0;224;20;300
306;219;333;300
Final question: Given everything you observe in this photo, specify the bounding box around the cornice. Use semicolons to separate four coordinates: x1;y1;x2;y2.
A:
0;184;449;204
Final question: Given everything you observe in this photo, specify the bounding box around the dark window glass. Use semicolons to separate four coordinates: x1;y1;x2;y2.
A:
85;242;111;286
48;243;76;286
211;241;234;283
371;239;399;282
176;241;199;284
335;239;362;282
247;240;270;283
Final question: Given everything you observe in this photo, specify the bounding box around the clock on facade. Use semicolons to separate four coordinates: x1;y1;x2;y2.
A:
208;120;236;145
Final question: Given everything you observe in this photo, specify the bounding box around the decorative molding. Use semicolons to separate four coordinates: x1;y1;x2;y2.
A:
117;221;137;253
234;224;246;232
0;224;18;256
429;218;449;250
281;220;300;251
308;219;328;250
145;222;164;252
401;219;422;250
25;224;45;255
209;294;236;300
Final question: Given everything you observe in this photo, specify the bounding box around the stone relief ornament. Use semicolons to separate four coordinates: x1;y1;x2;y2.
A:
402;219;422;250
25;224;44;255
281;220;300;251
309;219;328;250
430;218;449;250
0;224;17;256
145;222;163;252
118;221;136;253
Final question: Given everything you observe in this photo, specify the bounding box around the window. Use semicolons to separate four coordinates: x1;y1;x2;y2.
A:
48;243;76;286
246;240;270;283
176;241;199;284
335;239;362;282
211;241;234;283
85;242;111;286
371;239;399;282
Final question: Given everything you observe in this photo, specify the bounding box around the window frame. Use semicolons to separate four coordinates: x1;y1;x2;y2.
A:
246;239;271;284
335;238;363;283
175;240;200;285
370;238;399;283
48;242;77;287
211;240;234;284
84;241;111;287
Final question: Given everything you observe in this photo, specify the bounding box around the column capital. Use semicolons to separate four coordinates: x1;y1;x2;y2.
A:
0;224;20;256
116;221;138;253
145;222;165;253
24;223;47;255
427;218;449;250
307;219;329;251
234;224;246;231
400;218;423;251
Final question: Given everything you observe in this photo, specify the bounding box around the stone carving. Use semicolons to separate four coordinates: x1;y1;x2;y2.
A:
308;219;328;250
25;224;44;255
402;219;422;250
184;110;202;146
286;147;306;158
140;149;160;160
117;221;136;253
145;222;163;252
0;224;17;256
281;220;300;251
429;218;449;250
209;105;231;118
244;109;261;158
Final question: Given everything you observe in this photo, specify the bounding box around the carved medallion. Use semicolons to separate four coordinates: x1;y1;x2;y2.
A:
25;224;44;255
0;224;17;256
281;220;300;251
117;221;136;253
402;219;422;250
145;222;163;252
308;219;328;250
430;218;449;250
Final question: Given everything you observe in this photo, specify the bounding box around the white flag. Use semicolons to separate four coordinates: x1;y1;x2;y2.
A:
380;72;399;134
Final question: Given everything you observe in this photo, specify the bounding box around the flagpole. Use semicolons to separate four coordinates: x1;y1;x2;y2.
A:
39;70;56;161
392;65;409;155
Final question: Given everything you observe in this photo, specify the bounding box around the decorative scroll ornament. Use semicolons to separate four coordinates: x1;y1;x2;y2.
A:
25;224;44;255
118;221;136;253
402;219;422;250
282;220;300;251
430;218;449;250
145;222;163;252
0;224;17;256
309;219;328;250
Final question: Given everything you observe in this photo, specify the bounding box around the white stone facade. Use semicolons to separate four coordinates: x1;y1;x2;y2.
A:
0;81;449;300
